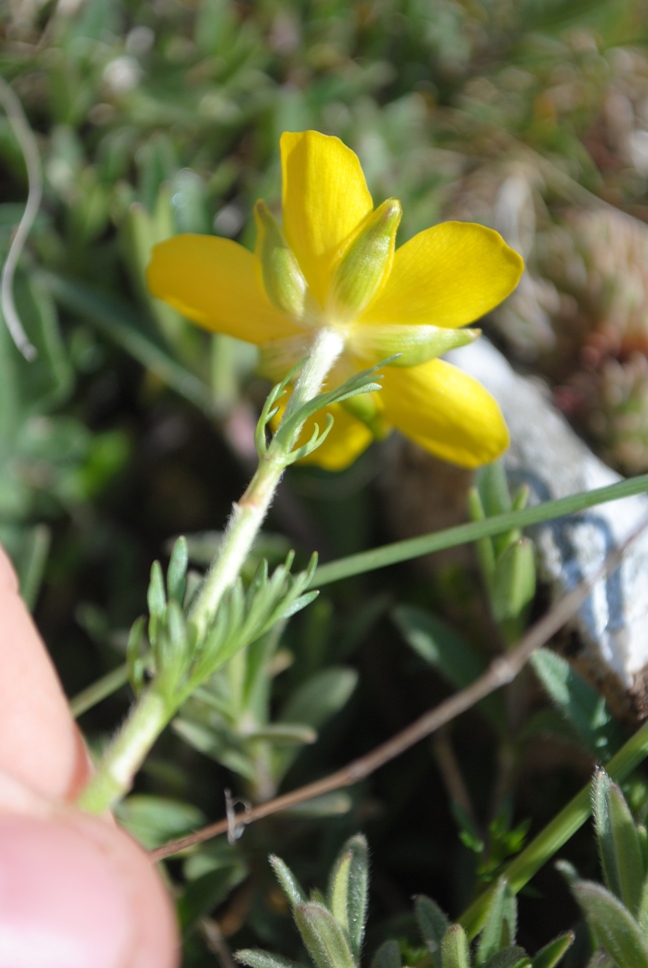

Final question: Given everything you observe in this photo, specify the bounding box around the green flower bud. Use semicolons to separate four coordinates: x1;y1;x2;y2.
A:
329;198;402;320
255;199;307;319
350;323;480;367
341;391;389;438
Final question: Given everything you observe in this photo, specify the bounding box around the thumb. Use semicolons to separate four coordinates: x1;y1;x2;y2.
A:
0;769;179;968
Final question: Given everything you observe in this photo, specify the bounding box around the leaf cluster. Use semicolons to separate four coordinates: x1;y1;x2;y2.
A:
559;769;648;968
237;837;572;968
127;536;318;708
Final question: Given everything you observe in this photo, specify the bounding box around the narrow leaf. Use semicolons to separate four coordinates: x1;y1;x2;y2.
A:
147;560;166;617
572;880;648;968
167;536;188;604
126;615;147;696
415;894;451;968
593;768;645;915
327;835;369;960
393;605;503;731
371;940;402;968
269;855;306;908
531;932;574;968
294;902;356;968
478;879;516;967
482;949;529;968
531;652;624;762
490;538;536;626
236;949;300;968
441;924;471;968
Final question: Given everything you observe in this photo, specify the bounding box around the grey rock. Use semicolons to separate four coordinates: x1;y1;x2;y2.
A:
449;338;648;719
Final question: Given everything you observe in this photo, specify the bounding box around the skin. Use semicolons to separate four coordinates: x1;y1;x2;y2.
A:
0;545;179;968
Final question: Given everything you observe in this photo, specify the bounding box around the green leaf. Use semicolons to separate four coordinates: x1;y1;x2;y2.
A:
481;950;529;968
415;895;451;968
269;855;306;908
242;723;317;746
530;650;624;762
393;605;504;731
41;271;219;417
236;951;300;968
279;668;358;731
327;835;369;960
371;940;402;968
530;933;574;968
167;536;188;605
469;486;496;586
0;269;73;433
477;880;516;967
294;902;356;968
570;879;648;968
179;862;248;929
147;561;166;620
490;537;536;628
126;615;147;697
477;462;513;521
116;794;204;851
592;768;645;915
441;925;471;968
172;716;256;782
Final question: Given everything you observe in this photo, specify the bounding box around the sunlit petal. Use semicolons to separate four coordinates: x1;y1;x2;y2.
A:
147;235;300;344
359;222;524;329
381;359;510;467
281;131;374;307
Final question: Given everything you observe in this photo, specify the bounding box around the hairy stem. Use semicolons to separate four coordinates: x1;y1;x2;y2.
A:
77;328;343;815
77;687;170;814
189;327;342;641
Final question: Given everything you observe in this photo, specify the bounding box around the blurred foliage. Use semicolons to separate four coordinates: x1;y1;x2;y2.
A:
4;0;648;965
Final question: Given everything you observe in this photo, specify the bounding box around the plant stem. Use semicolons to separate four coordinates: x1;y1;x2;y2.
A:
189;327;343;641
77;327;343;815
459;716;648;938
77;687;170;814
312;472;648;587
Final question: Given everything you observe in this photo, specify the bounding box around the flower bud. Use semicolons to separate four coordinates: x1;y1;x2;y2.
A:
255;200;307;319
341;390;389;439
350;323;480;367
329;198;401;320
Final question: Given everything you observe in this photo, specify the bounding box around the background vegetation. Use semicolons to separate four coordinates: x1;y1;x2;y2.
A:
4;0;648;965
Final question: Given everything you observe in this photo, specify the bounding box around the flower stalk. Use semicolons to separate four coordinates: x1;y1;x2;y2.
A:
189;326;343;642
77;328;344;815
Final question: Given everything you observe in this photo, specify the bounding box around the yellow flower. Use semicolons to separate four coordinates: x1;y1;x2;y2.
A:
147;131;523;471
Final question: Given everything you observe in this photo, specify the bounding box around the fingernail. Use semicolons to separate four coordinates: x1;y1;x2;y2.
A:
0;814;131;968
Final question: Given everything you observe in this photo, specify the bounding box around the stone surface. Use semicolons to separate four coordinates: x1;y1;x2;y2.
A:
450;338;648;720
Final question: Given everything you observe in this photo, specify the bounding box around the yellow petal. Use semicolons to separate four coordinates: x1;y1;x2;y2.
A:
358;222;524;329
147;235;300;344
281;131;374;307
380;359;509;467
